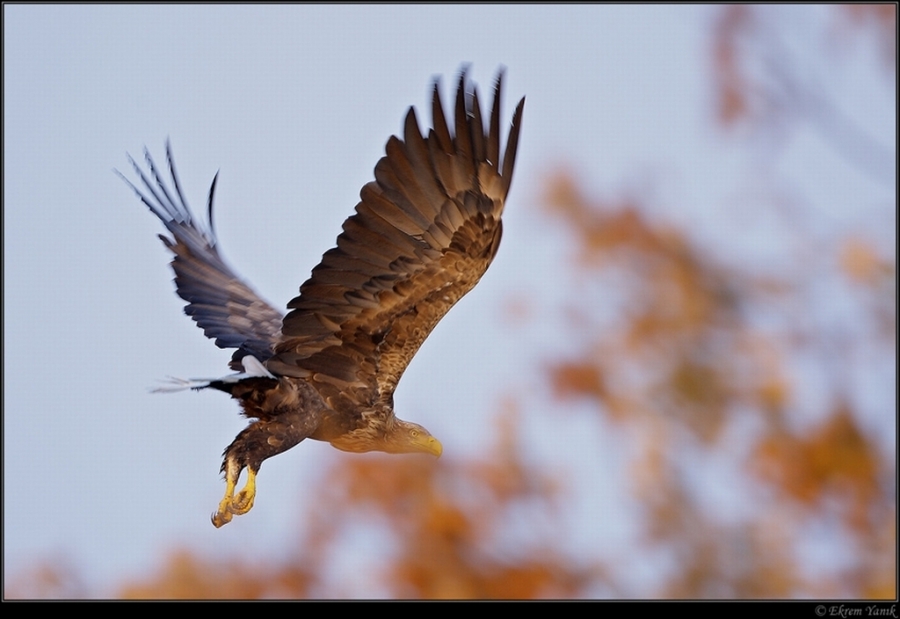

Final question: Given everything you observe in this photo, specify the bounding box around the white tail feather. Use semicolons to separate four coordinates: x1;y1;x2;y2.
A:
150;356;275;393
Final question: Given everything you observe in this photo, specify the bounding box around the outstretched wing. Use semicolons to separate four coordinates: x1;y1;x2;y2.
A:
118;143;283;370
267;70;524;413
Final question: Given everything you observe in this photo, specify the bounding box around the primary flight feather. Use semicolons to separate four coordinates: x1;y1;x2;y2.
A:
119;70;524;527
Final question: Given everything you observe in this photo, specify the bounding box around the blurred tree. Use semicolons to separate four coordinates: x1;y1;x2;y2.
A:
545;3;894;599
4;557;88;600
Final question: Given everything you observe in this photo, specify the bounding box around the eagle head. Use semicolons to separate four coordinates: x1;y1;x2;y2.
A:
384;420;443;457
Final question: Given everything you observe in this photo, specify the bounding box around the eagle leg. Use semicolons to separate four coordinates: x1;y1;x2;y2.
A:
230;467;257;514
211;405;317;527
211;456;250;528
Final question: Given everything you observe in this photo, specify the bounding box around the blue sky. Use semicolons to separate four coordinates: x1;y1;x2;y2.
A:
4;5;894;596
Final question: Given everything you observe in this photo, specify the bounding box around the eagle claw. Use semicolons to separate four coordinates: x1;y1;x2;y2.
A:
230;488;255;514
210;466;257;527
229;467;257;515
211;508;233;528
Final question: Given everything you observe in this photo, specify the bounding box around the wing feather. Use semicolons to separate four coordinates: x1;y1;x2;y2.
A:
430;82;454;154
402;110;448;208
269;70;525;408
468;85;486;165
452;73;476;185
501;96;525;199
358;183;428;236
486;73;502;168
118;142;283;370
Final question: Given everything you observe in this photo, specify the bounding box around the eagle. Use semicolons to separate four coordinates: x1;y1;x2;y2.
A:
119;70;524;527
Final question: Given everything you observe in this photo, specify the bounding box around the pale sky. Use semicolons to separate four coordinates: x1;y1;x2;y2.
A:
4;5;894;597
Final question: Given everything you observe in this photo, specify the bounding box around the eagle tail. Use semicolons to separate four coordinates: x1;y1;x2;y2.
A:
150;355;276;393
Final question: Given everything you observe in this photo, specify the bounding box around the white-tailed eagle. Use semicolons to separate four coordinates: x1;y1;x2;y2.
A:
118;70;524;527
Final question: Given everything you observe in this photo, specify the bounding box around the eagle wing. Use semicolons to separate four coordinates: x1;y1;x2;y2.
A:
118;145;284;370
267;71;524;412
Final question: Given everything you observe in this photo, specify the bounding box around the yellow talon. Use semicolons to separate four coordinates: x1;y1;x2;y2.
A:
230;468;257;515
211;462;257;527
211;508;233;528
212;457;251;528
211;471;237;528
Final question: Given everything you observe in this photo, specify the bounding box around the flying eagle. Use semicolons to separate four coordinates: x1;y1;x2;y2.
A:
119;71;524;527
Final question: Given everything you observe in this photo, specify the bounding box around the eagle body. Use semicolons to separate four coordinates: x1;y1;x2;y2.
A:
120;70;524;527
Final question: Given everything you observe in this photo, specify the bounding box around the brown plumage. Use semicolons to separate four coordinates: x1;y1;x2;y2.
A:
119;70;524;527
